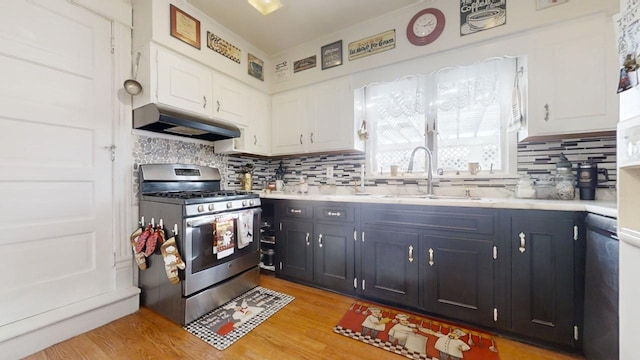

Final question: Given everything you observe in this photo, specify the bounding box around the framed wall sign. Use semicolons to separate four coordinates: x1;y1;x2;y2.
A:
321;40;343;70
294;55;316;73
248;53;264;81
170;4;201;49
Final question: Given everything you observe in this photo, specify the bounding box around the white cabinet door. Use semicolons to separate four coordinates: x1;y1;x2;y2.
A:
246;89;271;155
0;0;114;326
156;46;213;116
212;73;248;125
271;90;307;155
213;88;271;155
307;78;356;152
523;14;618;140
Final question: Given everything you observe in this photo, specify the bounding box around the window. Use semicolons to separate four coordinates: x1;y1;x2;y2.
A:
358;57;521;177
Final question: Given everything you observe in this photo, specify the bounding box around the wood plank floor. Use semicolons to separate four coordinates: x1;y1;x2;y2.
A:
25;275;584;360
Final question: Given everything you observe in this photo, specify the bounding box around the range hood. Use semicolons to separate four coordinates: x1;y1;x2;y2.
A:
133;103;241;141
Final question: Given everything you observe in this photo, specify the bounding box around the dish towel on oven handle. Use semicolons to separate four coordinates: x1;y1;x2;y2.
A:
214;215;236;259
238;210;254;249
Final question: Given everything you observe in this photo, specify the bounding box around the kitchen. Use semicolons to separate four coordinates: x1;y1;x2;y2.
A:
0;0;636;359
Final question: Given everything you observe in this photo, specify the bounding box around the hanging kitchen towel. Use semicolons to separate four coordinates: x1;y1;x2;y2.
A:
213;216;235;259
508;68;524;132
238;210;254;249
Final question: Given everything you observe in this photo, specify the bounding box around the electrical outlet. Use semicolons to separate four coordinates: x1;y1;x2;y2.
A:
326;166;334;178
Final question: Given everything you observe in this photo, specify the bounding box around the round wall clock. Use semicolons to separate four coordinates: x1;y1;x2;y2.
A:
406;8;445;46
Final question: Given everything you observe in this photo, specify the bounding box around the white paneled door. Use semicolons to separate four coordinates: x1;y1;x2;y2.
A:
0;0;114;326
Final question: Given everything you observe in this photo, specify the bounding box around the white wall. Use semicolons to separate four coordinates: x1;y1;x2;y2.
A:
269;0;618;93
132;1;618;96
132;0;271;93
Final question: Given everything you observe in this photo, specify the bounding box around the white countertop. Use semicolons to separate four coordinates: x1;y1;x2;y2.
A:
259;192;617;218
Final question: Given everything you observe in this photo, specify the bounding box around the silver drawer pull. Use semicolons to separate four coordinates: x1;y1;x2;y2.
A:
428;248;434;266
408;245;414;263
318;234;323;248
290;209;302;214
519;232;526;253
327;211;342;217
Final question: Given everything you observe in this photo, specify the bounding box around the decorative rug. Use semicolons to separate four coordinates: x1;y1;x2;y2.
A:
334;301;500;360
184;286;294;350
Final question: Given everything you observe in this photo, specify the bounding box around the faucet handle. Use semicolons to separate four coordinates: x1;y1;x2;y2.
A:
464;188;471;198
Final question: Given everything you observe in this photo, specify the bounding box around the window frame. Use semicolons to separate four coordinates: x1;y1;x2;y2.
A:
361;57;521;180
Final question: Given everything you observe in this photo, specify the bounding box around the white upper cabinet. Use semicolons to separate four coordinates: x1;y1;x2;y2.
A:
214;88;271;156
307;78;358;153
155;45;213;117
271;77;364;155
246;89;271;154
271;89;307;155
521;13;618;140
212;73;249;125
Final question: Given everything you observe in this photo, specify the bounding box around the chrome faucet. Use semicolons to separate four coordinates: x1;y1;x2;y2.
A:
407;146;434;195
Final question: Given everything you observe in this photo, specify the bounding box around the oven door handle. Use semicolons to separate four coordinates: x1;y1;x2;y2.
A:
186;213;240;228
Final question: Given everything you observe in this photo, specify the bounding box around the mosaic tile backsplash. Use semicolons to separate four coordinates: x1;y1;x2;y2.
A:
132;136;226;198
133;134;617;198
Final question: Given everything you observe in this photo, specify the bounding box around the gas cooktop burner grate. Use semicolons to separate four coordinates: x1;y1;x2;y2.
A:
144;190;257;200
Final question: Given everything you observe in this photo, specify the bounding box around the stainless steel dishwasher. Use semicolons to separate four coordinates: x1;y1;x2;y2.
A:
583;213;618;360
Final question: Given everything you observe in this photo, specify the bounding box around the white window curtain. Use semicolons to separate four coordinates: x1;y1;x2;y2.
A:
363;57;518;176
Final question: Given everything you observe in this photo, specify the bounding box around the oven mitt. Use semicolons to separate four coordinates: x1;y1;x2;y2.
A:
129;227;147;270
144;227;160;257
160;236;185;284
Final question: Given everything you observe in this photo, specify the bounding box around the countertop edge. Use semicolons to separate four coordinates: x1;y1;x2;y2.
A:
258;193;617;218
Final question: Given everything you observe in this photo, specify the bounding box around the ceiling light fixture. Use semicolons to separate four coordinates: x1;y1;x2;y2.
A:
248;0;283;15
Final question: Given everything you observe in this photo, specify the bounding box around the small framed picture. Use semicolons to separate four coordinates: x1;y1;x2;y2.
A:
536;0;568;11
248;53;264;81
321;40;343;70
170;4;201;49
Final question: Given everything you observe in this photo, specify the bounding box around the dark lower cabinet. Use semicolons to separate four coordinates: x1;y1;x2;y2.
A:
505;210;581;348
270;199;586;351
277;218;313;282
313;222;355;293
275;200;357;294
361;227;420;308
421;234;495;327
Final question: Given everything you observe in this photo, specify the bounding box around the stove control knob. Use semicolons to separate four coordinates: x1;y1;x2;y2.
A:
208;204;215;211
249;200;255;206
242;200;248;207
226;202;233;209
197;205;205;213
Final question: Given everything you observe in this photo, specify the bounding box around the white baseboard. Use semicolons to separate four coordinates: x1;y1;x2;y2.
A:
0;286;140;360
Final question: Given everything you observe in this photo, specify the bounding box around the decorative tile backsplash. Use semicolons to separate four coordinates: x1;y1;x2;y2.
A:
131;135;226;198
133;134;617;197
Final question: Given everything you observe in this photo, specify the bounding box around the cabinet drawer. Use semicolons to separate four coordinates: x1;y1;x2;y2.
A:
277;202;313;219
314;203;355;223
362;205;496;236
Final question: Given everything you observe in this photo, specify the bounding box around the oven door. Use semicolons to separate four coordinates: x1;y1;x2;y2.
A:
183;207;261;296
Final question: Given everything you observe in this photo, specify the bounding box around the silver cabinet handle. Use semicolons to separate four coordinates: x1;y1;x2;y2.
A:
408;245;414;263
253;135;257;145
305;232;310;246
327;211;342;217
290;208;302;214
428;248;434;266
544;104;550;122
519;232;526;253
310;132;314;143
299;134;303;144
318;234;323;248
203;96;207;109
216;100;220;112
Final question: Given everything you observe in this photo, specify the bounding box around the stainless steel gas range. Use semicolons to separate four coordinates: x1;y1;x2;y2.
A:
137;163;261;325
